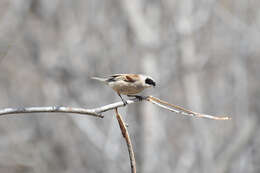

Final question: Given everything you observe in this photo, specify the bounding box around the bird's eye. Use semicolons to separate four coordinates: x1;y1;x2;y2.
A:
145;78;156;86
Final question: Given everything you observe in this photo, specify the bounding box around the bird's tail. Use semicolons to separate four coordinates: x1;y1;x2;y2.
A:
91;77;108;82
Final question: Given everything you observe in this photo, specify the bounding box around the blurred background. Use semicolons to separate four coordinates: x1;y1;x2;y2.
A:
0;0;259;172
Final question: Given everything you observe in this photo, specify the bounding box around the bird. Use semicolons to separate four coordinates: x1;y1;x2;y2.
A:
91;74;156;105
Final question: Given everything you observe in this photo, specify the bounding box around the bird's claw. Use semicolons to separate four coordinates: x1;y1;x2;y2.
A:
128;95;144;101
134;95;144;101
123;100;128;106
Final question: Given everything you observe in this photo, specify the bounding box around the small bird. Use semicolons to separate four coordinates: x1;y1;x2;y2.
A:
92;74;156;105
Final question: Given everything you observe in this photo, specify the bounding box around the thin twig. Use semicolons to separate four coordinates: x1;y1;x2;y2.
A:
115;108;136;173
146;96;231;120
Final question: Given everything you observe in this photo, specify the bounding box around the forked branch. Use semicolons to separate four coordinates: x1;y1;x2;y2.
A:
0;95;230;173
0;99;142;118
0;96;230;120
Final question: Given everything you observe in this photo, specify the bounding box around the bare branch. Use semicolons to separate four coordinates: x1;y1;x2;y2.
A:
92;99;141;114
0;95;230;173
146;96;231;120
0;106;103;118
114;108;136;173
0;96;230;120
0;99;142;118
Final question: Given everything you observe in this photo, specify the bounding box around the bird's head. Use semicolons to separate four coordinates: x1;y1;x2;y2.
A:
142;75;156;88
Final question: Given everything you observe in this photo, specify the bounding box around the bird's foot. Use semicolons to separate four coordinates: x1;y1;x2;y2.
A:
122;99;128;106
127;95;145;101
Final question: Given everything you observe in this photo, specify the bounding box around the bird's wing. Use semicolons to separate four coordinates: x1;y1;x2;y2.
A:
124;75;137;82
109;74;138;83
123;74;139;83
110;74;127;78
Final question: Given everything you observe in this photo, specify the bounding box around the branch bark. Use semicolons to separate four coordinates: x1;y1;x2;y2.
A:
0;99;142;118
0;96;230;173
0;96;230;120
146;96;231;120
0;106;104;118
115;108;136;173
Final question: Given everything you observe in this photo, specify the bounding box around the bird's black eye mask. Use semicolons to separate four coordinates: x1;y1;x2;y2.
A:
145;78;156;86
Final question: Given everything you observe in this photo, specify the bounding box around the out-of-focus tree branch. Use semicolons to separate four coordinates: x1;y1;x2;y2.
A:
120;0;159;46
215;117;257;173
